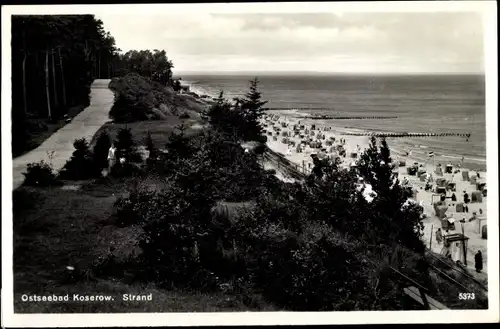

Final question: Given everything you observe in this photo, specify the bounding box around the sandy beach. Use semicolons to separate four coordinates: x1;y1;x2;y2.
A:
261;110;488;281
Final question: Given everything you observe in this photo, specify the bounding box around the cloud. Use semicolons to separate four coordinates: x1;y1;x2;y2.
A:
97;11;484;73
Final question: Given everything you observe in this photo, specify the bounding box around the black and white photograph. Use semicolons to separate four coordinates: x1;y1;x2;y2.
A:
2;1;498;326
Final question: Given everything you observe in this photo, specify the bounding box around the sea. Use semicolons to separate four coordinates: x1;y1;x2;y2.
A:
178;73;486;167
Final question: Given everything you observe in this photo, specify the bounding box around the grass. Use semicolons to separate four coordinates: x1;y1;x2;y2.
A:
13;115;274;313
13;104;87;158
90;117;206;149
13;180;276;313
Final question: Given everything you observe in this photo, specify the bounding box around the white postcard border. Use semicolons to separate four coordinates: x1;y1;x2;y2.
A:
2;2;498;327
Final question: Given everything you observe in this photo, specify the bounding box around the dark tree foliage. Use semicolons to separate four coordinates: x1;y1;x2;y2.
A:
207;80;267;141
59;138;95;180
205;91;240;138
114;127;141;162
112;49;174;86
144;132;156;156
108;73;170;122
92;132;112;172
356;137;425;252
173;79;182;92
22;160;61;187
11;15;119;156
233;78;268;141
111;75;430;311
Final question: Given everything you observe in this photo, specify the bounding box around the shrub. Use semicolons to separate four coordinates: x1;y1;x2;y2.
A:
59;138;96;180
115;127;142;163
143;132;156;157
92;132;112;172
108;73;169;123
22;160;61;187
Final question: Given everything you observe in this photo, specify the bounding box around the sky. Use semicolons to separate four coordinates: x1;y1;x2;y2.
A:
96;10;485;74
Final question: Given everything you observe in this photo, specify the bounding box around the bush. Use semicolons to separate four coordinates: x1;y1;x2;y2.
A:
143;132;156;157
115;127;142;163
108;73;169;123
59;138;96;180
22;160;61;187
93;132;112;172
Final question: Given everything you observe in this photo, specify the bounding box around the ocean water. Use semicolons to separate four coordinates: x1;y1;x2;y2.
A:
179;74;486;163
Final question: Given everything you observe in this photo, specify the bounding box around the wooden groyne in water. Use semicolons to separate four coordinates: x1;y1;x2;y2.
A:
265;109;398;120
343;132;471;138
267;107;335;111
304;115;399;120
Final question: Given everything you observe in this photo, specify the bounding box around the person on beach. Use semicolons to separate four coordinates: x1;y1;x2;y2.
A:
475;250;483;273
107;143;117;171
469;212;478;222
463;191;470;205
436;228;443;244
451;193;457;202
479;208;483;215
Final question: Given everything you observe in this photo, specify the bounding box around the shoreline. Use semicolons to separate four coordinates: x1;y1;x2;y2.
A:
262;112;488;279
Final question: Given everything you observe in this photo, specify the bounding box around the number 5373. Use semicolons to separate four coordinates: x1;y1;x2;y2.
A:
459;293;476;300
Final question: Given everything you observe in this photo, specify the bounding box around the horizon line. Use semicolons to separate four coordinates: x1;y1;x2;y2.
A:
173;70;485;76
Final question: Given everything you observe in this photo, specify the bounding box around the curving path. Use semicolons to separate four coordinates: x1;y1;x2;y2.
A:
12;79;114;189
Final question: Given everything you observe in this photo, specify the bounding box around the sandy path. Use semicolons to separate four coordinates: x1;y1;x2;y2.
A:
12;79;114;189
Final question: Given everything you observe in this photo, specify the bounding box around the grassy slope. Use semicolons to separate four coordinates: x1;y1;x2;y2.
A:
13;173;275;313
13;78;275;312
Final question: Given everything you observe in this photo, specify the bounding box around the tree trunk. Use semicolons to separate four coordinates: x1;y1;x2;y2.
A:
98;51;101;79
51;49;59;110
45;50;52;120
58;48;67;106
22;53;28;115
108;63;111;79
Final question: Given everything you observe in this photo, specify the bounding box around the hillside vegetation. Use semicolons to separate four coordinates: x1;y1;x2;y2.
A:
108;73;209;123
13;28;487;311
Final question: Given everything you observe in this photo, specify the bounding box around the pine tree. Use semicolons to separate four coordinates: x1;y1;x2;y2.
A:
60;137;94;179
356;137;424;251
238;78;268;141
115;127;135;160
93;131;112;171
144;131;156;160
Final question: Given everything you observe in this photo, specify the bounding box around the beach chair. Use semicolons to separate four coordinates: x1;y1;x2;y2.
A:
455;203;464;213
350;152;357;159
462;170;469;181
470;175;477;185
435;204;448;219
476;182;486;191
435;186;446;194
446;182;456;192
435;166;444;176
471;191;483;203
407;167;417;176
418;169;426;177
482;225;487;239
445;165;453;174
399;160;406;167
436;178;447;188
